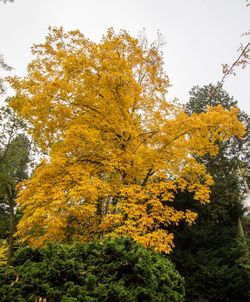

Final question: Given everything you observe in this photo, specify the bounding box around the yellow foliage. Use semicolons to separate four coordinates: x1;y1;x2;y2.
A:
0;240;8;266
8;27;245;253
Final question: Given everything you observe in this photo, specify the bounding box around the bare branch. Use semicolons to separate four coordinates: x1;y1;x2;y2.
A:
221;41;250;85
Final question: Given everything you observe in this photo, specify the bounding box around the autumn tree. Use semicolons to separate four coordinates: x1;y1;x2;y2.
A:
8;28;245;252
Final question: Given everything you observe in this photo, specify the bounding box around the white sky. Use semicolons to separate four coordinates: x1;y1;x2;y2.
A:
0;0;249;113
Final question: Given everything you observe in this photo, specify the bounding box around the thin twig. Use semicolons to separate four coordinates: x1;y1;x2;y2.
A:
220;41;250;85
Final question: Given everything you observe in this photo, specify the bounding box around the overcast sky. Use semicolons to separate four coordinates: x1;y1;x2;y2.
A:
0;0;249;113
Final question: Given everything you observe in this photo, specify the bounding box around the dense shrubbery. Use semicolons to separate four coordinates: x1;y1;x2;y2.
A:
0;237;185;302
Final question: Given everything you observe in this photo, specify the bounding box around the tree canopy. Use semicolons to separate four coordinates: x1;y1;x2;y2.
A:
8;28;245;253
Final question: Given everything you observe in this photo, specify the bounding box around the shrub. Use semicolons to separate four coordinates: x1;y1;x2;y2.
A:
0;237;184;302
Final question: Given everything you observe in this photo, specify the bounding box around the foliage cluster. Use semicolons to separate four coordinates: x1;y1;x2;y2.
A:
0;237;185;302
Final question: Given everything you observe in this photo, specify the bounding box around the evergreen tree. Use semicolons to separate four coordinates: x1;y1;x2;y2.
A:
0;106;30;262
171;84;250;302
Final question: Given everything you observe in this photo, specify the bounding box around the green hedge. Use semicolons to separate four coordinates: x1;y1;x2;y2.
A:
0;237;185;301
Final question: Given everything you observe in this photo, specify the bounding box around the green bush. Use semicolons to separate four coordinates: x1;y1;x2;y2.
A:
0;237;185;301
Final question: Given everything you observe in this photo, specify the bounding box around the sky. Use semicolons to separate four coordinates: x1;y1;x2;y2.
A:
0;0;249;114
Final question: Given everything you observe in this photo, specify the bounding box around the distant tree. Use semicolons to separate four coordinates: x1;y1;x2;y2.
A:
171;84;250;302
0;237;185;302
0;106;30;263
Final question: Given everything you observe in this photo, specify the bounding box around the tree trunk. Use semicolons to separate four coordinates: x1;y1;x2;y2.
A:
6;185;15;264
237;217;244;238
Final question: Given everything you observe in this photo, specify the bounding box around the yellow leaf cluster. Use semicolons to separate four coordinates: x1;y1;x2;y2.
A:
9;28;245;253
0;240;8;266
